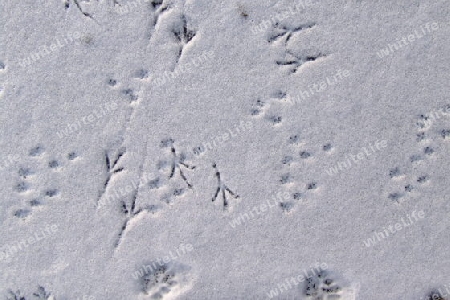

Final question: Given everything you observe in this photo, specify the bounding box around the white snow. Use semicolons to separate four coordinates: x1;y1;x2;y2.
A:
0;0;449;299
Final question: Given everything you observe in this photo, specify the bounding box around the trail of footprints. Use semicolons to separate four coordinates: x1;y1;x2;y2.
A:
4;265;192;299
149;139;239;210
107;71;146;105
105;10;197;91
5;271;450;299
249;89;335;213
387;105;450;205
277;135;334;213
151;138;197;207
102;138;239;247
3;6;447;300
6;285;54;300
13;145;79;219
250;90;288;127
267;21;326;74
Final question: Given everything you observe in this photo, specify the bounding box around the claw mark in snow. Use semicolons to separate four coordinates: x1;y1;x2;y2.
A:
211;163;239;210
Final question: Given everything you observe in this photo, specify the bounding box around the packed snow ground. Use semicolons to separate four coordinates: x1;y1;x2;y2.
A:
0;0;449;299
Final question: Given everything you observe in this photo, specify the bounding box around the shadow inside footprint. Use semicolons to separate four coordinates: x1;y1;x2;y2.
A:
29;146;45;157
14;208;31;219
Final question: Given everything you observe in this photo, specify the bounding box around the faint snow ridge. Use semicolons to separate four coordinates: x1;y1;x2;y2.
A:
153;51;215;87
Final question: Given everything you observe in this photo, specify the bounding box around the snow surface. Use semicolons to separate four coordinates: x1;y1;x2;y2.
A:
0;0;449;299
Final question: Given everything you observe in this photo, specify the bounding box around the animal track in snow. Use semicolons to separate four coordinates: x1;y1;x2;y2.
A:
97;146;126;207
107;78;118;87
146;139;242;212
134;139;197;210
171;14;197;69
249;91;289;127
29;145;45;157
423;289;449;300
146;0;172;39
12;145;78;219
133;68;150;80
121;88;139;103
6;289;26;300
64;0;102;23
276;50;326;74
96;141;161;249
6;285;55;300
114;199;159;249
267;22;316;44
106;74;143;104
303;270;356;299
161;139;196;189
140;263;192;299
266;21;326;73
211;163;239;210
304;271;341;298
276;135;333;213
32;286;55;299
387;105;450;205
